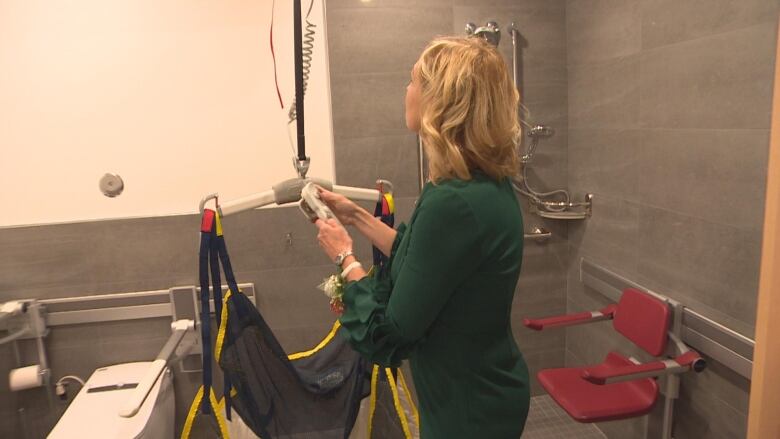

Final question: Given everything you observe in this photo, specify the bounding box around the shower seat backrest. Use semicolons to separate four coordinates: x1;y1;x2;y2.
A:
613;288;671;357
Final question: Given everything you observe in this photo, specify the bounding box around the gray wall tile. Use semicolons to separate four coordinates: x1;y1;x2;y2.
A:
637;206;760;337
517;242;569;299
219;206;328;271
7;389;61;439
0;216;199;300
523;78;568;121
327;0;454;9
638;128;771;232
566;252;622;315
327;6;453;75
523;64;567;90
640;23;777;130
453;0;565;7
173;370;208;437
0;345;23;438
566;0;641;66
457;0;568;6
331;72;410;139
568;195;640;276
335;134;421;198
568;55;641;129
641;0;779;50
673;379;748;439
659;352;750;439
521;146;568;193
677;356;751;422
568;128;641;202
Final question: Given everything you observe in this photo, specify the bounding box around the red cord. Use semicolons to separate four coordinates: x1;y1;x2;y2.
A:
270;0;284;109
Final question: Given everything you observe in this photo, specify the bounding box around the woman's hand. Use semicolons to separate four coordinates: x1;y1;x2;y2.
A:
315;218;354;263
318;187;362;226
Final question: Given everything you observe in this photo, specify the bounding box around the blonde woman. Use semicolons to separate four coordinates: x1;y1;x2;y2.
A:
315;37;529;438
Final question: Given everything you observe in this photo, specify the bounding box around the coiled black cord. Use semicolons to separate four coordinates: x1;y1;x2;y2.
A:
289;0;315;125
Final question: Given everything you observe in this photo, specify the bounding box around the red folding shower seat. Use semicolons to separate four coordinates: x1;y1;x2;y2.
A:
523;288;706;423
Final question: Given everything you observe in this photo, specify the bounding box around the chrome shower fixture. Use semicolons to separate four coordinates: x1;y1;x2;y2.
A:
521;125;555;164
528;125;554;138
466;21;501;47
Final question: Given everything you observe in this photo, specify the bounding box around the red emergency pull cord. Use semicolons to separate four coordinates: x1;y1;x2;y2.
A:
270;0;284;109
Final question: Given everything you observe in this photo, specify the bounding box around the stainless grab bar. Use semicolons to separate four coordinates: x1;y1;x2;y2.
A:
524;227;551;244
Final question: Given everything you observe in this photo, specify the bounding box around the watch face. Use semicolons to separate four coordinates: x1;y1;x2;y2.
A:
335;250;352;266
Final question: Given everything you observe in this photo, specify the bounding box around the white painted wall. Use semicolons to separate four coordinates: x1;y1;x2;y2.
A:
0;0;334;227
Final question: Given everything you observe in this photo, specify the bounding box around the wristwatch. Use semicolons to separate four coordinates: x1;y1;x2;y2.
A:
334;250;354;267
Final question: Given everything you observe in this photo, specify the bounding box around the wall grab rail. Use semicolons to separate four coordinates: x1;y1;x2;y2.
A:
39;284;255;327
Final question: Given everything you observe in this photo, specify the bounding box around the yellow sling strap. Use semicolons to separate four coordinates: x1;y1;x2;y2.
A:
398;369;420;433
288;320;342;361
386;368;414;439
365;365;418;439
214;290;233;363
181;385;230;439
367;364;380;438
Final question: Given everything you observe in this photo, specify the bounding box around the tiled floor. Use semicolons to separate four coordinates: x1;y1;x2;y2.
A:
522;395;606;439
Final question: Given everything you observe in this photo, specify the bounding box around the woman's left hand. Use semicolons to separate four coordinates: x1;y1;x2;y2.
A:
315;218;353;263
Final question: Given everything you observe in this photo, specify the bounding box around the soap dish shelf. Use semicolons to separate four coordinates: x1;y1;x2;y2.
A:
531;193;593;220
538;211;588;220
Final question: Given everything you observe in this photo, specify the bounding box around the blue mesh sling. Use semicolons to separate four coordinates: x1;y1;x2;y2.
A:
181;189;419;439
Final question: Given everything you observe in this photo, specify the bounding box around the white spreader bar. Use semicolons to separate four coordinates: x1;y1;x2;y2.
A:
201;178;392;217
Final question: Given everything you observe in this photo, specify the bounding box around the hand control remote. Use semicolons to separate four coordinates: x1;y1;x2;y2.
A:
299;182;339;224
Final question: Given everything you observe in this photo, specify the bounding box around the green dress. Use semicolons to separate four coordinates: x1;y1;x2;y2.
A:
339;172;530;439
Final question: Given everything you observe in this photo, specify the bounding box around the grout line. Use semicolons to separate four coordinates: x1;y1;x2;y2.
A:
524;395;606;438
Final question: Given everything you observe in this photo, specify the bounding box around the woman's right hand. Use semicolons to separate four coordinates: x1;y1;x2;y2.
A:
317;187;363;226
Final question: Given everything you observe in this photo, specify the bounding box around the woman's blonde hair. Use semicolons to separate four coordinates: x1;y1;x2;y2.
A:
416;36;520;183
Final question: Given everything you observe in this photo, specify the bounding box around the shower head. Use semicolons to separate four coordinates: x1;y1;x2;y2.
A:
528;125;555;138
465;21;501;47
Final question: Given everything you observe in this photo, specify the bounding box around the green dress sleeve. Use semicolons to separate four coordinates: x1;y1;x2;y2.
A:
339;188;481;366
